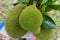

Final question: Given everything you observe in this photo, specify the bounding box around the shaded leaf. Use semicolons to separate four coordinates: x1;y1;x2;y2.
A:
41;0;48;5
29;0;34;5
39;0;43;3
45;7;52;12
42;15;56;29
48;5;60;10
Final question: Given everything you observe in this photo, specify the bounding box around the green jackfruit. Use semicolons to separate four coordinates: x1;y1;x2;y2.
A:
19;5;43;35
36;27;56;40
5;3;27;38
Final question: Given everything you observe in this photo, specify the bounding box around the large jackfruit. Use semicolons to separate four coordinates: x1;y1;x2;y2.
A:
19;5;43;35
5;3;27;38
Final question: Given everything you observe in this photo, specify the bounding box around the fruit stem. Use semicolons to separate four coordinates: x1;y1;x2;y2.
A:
35;0;42;12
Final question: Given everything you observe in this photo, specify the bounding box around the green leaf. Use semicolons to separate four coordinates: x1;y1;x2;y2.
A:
18;0;23;2
45;7;52;12
39;0;43;3
48;0;57;5
41;0;48;5
29;0;34;5
18;0;29;4
42;15;56;29
41;5;47;14
48;5;60;10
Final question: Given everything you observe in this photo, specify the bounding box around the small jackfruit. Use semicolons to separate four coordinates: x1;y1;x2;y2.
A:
19;5;43;35
36;27;56;40
5;3;27;38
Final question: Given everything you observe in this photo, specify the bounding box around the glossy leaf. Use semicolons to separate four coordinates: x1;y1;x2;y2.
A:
42;15;56;29
48;5;60;10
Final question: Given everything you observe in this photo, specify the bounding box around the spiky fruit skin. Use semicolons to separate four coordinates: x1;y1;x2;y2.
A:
19;5;43;35
36;27;56;40
5;3;27;38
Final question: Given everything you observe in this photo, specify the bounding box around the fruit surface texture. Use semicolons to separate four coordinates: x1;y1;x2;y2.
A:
5;3;27;38
19;5;43;35
36;27;56;40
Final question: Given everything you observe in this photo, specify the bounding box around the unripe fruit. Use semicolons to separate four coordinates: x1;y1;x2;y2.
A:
5;3;27;38
19;5;43;35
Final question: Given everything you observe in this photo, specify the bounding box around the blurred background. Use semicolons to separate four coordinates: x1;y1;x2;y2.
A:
0;0;60;40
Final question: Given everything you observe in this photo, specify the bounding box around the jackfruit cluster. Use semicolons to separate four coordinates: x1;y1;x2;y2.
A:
5;3;56;40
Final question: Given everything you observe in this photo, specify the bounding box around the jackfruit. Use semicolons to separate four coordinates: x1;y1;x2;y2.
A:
5;3;27;38
19;5;43;35
36;27;56;40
